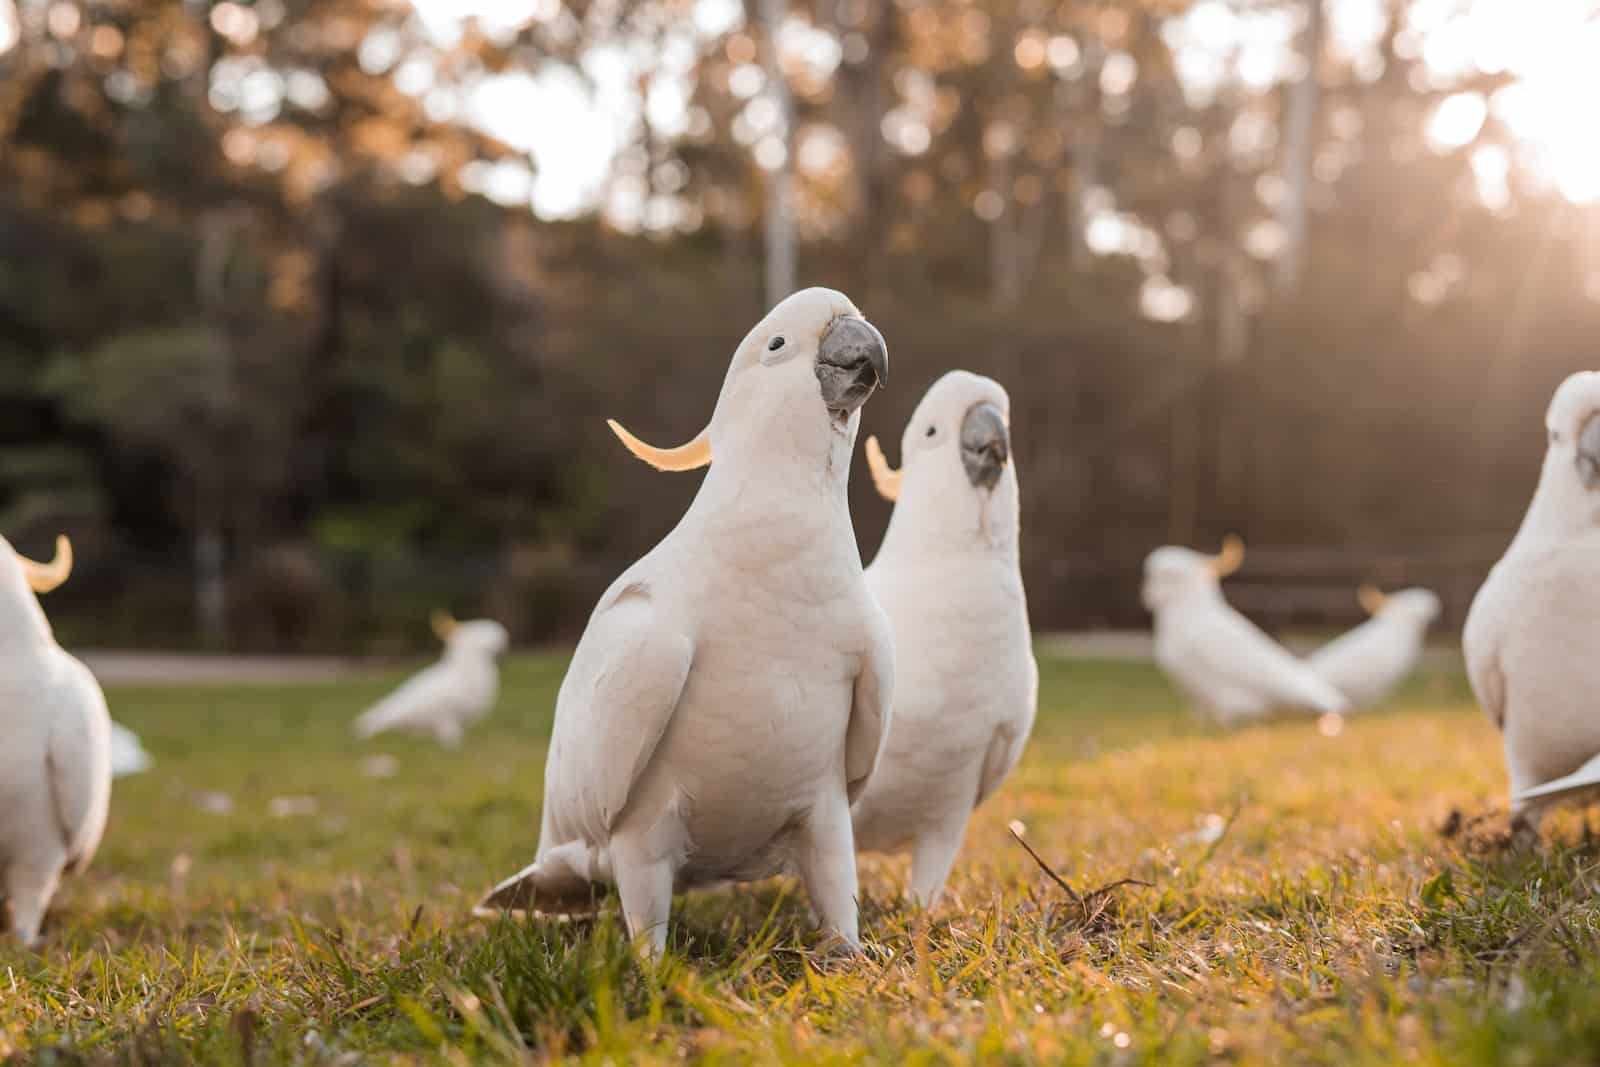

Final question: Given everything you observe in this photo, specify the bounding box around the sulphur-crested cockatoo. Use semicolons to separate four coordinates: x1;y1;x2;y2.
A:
1143;539;1347;726
0;535;112;946
478;288;892;955
1305;586;1441;710
352;614;509;748
109;721;154;777
1465;371;1600;823
849;371;1037;906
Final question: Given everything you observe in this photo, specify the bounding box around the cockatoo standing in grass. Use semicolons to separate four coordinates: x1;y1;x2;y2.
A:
1465;371;1600;823
849;371;1037;907
352;614;509;748
0;535;112;946
1305;586;1441;709
1143;539;1347;726
478;288;893;955
109;721;154;777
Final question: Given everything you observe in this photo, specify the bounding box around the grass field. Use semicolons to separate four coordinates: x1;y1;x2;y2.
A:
8;650;1600;1064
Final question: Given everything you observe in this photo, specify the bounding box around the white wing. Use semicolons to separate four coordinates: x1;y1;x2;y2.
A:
46;653;113;872
975;653;1039;807
1305;617;1419;708
109;721;154;777
1515;753;1600;805
353;660;471;738
540;577;693;845
480;576;691;913
1171;604;1347;716
1463;562;1514;731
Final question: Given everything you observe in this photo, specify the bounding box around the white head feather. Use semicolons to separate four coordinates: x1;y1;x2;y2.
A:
609;287;888;482
1509;370;1600;547
867;370;1018;557
1140;537;1244;614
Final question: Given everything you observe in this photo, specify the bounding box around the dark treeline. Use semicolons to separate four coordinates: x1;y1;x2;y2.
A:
0;0;1591;650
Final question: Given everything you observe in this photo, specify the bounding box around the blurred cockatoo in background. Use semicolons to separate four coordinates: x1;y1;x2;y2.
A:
1305;586;1441;709
850;371;1038;907
109;721;154;777
1144;538;1348;726
478;288;893;956
0;534;112;946
1465;371;1600;824
352;613;508;748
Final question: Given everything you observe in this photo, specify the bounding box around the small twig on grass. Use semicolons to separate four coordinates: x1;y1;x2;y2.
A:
1009;826;1082;906
1008;827;1153;924
1199;798;1246;866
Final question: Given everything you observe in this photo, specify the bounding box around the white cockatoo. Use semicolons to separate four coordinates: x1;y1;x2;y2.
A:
1143;538;1348;726
1465;371;1600;823
352;614;509;748
0;534;112;946
478;288;893;955
109;721;154;777
1305;586;1441;710
849;371;1037;907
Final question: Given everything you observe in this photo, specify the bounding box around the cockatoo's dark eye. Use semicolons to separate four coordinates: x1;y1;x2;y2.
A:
925;425;937;438
768;336;785;351
1552;431;1563;445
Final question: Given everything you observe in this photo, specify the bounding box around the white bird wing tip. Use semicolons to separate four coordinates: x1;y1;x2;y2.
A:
1515;754;1600;804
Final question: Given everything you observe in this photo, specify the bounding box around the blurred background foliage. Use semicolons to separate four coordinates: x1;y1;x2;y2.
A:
1;0;1597;651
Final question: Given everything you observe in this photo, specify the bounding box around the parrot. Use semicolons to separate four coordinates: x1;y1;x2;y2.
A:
0;534;112;946
352;614;509;748
1143;538;1348;726
849;370;1038;907
477;287;893;956
1464;371;1600;825
1305;585;1441;709
109;721;154;777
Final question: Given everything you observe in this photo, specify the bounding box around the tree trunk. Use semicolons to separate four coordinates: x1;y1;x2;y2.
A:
1275;0;1325;294
193;209;241;646
756;0;796;308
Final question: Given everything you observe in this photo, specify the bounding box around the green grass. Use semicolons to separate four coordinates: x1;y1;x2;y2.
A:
7;651;1600;1064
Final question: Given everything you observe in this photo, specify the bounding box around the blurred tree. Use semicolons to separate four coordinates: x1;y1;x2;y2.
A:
1;0;1597;647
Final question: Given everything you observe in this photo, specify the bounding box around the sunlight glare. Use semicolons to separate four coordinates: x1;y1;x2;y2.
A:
0;0;16;55
1423;1;1600;204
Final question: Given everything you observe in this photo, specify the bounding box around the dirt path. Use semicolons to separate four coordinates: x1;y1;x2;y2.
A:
80;631;1464;686
80;651;373;686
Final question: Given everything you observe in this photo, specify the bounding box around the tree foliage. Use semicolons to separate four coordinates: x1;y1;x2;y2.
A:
1;0;1593;648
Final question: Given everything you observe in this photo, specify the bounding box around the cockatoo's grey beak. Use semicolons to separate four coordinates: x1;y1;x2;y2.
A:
1578;413;1600;490
960;403;1010;490
815;316;888;417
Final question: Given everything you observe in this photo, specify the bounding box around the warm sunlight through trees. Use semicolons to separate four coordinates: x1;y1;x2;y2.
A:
4;0;1600;649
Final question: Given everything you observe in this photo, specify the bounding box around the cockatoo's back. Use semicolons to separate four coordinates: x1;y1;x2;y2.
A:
1158;596;1346;721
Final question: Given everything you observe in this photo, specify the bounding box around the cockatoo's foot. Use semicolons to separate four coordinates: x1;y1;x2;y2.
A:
811;931;865;960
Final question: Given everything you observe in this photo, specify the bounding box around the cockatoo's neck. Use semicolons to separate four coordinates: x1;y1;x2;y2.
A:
701;405;860;504
1162;580;1228;618
0;585;54;651
875;468;1021;564
1510;450;1600;554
